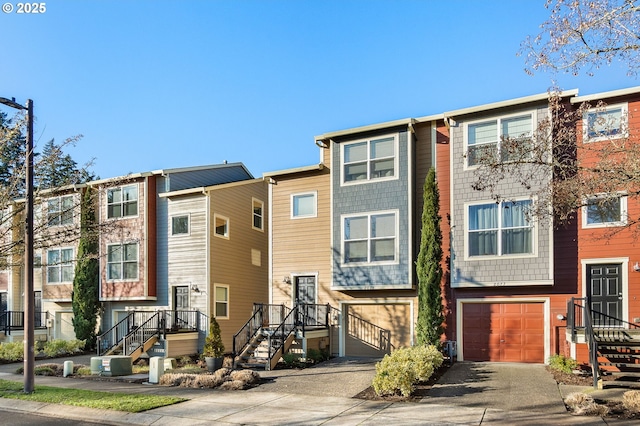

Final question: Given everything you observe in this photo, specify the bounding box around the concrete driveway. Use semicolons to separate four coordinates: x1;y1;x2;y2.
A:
423;361;568;414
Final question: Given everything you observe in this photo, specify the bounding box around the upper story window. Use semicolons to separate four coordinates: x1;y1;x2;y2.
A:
107;185;138;219
107;243;138;281
343;211;397;264
583;193;627;228
47;247;74;284
466;114;533;167
291;192;317;219
171;215;189;235
584;103;628;141
214;214;229;239
214;284;229;318
342;135;397;184
47;195;74;226
252;198;264;231
467;200;533;258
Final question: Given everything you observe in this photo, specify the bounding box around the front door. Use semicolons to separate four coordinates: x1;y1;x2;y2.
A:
295;276;318;325
0;292;6;328
34;291;42;327
173;286;189;328
588;264;623;326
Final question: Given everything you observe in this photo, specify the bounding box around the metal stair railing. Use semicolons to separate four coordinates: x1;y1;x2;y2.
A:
296;303;330;334
232;305;264;357
97;312;135;356
0;310;47;335
122;311;162;356
164;310;199;332
267;306;298;370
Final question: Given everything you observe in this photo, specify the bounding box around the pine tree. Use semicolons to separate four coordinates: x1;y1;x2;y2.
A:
416;167;444;346
71;187;101;350
0;111;26;198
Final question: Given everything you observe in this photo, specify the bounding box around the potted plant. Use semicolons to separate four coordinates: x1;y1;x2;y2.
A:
203;316;225;371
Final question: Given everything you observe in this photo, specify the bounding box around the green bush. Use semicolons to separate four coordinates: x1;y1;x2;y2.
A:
548;354;578;374
41;339;86;357
0;341;25;362
372;345;444;397
307;348;329;363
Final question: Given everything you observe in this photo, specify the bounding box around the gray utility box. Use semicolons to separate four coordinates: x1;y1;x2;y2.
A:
90;356;133;376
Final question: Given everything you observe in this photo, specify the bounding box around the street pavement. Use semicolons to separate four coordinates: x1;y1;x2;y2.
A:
0;355;629;425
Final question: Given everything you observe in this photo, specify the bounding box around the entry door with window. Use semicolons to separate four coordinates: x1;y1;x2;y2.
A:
34;291;42;327
588;264;622;326
173;286;189;328
0;292;6;328
295;276;318;325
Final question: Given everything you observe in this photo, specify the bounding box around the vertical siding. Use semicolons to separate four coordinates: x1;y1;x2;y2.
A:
209;179;269;351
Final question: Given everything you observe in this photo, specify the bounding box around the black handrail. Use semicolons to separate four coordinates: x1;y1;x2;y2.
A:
97;312;135;356
123;311;162;356
233;304;264;356
1;310;48;335
267;306;298;370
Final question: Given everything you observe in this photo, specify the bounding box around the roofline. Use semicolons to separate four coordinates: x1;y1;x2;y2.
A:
314;118;416;142
263;163;324;178
444;89;579;119
158;177;264;198
88;171;155;186
571;86;640;104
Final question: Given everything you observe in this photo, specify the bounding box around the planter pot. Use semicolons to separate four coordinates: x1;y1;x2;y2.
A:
205;356;223;372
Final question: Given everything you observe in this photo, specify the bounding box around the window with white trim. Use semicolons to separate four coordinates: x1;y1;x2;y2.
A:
107;185;138;218
47;248;74;283
47;195;74;226
291;192;317;218
343;211;397;264
584;103;628;141
171;215;189;235
342;135;396;183
583;194;627;228
466;114;533;167
214;214;229;238
214;285;229;318
252;198;264;230
467;200;533;257
107;243;138;280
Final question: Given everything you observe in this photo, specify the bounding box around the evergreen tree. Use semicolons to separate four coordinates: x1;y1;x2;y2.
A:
0;111;26;198
71;187;101;350
36;139;95;190
416;167;444;346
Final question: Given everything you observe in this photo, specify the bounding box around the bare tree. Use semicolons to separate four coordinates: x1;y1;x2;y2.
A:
521;0;640;76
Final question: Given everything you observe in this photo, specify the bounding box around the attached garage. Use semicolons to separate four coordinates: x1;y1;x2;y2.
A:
343;303;413;357
461;301;545;363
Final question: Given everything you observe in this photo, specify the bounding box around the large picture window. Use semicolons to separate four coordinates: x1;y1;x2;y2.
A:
47;248;74;283
343;211;397;264
342;135;396;183
107;243;138;280
47;195;74;226
466;114;533;167
467;200;533;257
107;185;138;218
583;194;627;228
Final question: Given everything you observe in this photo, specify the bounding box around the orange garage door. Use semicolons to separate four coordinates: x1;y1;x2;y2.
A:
462;302;544;363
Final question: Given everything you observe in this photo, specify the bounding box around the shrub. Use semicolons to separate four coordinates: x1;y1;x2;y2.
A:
548;354;578;374
41;339;86;358
564;392;609;416
307;348;329;364
372;345;444;397
159;368;260;389
623;390;640;413
0;341;25;362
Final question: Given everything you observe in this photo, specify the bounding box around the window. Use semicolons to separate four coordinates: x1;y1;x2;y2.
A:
171;215;189;235
214;214;229;238
107;243;138;280
343;211;397;264
585;104;627;141
342;135;396;184
583;194;627;228
47;195;74;226
466;114;533;167
467;200;533;257
107;185;138;218
47;248;74;283
214;285;229;318
291;192;317;218
252;198;264;230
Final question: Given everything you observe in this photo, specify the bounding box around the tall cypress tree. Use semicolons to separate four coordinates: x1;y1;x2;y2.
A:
416;167;444;346
71;187;101;349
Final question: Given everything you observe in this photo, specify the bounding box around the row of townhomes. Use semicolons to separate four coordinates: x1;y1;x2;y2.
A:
1;86;640;378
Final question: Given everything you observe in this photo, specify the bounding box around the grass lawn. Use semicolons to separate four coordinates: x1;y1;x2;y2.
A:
0;379;186;412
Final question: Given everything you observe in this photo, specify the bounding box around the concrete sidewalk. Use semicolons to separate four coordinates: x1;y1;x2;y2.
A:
0;356;619;425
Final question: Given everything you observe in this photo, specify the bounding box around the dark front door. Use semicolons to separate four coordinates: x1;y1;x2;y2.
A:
0;292;6;328
588;264;623;326
34;291;42;327
173;286;189;328
295;276;318;325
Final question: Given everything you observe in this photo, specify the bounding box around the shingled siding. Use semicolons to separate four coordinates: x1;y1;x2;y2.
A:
450;103;553;287
331;128;412;289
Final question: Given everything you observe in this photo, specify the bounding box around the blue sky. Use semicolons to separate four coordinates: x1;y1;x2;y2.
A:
0;0;636;179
